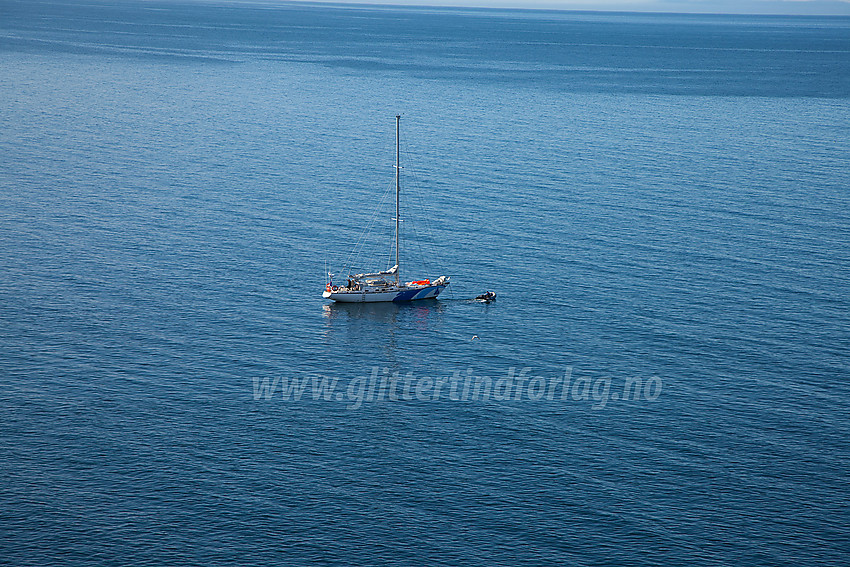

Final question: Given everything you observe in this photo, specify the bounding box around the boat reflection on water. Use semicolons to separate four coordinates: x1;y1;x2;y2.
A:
322;298;445;325
321;299;447;363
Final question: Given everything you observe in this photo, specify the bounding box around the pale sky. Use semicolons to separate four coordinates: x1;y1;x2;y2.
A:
292;0;850;15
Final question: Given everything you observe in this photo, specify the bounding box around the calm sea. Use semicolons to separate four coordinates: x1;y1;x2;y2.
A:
1;0;849;564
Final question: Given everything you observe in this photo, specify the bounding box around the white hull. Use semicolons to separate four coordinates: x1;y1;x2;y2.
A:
323;284;447;303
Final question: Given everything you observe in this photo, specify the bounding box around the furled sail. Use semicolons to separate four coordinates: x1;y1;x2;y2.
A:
352;265;398;280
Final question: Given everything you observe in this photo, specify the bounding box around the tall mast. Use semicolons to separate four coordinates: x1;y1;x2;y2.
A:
395;114;400;285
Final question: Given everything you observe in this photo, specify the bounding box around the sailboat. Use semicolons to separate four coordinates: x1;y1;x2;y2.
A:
323;116;450;303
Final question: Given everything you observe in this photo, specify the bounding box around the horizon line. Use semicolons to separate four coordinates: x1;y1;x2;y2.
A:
272;0;850;16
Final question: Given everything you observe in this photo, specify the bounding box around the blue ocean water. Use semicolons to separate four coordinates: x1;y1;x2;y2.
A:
1;0;849;564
